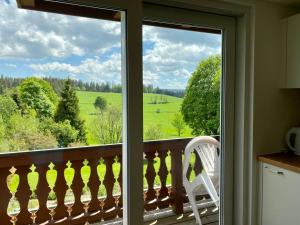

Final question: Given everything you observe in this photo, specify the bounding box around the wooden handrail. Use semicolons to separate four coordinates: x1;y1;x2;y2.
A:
0;138;193;168
0;136;218;225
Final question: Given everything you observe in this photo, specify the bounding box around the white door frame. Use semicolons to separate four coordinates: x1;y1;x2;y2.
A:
143;4;236;225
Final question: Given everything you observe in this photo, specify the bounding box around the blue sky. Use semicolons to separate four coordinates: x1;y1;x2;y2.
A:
0;0;221;89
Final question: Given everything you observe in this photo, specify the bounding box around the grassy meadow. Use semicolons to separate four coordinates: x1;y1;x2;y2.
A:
76;91;192;144
8;91;196;206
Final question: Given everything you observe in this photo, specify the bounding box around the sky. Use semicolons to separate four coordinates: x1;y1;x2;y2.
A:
0;0;221;89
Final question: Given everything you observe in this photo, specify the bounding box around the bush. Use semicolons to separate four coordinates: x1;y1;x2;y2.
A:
41;119;78;147
0;123;8;153
90;106;122;144
4;113;57;151
94;96;107;111
0;95;18;122
0;116;5;141
145;124;162;140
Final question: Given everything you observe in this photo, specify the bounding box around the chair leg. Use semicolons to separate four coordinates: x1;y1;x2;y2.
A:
201;171;219;207
186;189;202;225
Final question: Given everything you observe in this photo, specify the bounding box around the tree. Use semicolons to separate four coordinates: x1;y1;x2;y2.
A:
55;79;86;143
90;106;122;144
181;55;221;135
18;78;58;118
171;113;186;136
0;95;18;122
145;124;162;140
94;96;107;111
42;119;79;147
3;113;58;152
0;116;5;141
0;84;4;94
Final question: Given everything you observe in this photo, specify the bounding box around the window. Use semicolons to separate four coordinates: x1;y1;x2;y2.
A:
143;24;222;141
0;1;238;225
0;1;122;152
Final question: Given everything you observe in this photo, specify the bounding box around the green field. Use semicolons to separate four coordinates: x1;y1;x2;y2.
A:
76;91;192;144
8;91;196;210
8;91;195;205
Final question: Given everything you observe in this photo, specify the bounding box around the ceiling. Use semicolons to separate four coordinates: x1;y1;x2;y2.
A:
267;0;300;6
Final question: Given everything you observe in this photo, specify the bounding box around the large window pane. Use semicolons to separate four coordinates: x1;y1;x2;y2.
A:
0;1;122;152
143;25;222;140
143;24;222;224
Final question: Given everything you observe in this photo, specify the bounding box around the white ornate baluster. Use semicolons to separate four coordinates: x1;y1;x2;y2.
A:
7;167;20;225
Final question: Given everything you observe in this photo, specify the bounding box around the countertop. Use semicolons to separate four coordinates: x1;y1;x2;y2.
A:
258;152;300;174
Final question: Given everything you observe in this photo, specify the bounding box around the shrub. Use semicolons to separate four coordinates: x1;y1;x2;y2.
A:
91;106;122;144
0;116;5;141
0;95;18;122
145;124;162;140
94;96;107;111
5;114;57;151
41;119;78;147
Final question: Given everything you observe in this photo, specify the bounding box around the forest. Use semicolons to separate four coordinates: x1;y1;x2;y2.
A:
0;75;185;97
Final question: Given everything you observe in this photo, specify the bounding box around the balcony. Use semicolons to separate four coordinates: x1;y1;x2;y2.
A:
0;138;219;225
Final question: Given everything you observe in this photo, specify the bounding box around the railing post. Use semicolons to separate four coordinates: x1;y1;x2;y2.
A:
171;148;184;214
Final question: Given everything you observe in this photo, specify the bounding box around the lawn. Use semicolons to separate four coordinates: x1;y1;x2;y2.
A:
76;91;192;144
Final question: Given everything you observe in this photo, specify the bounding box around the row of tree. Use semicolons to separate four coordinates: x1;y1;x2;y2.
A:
0;76;185;97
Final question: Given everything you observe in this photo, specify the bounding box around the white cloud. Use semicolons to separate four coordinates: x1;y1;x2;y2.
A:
29;54;122;83
0;1;222;89
143;25;221;48
143;30;221;88
5;63;17;68
0;1;121;59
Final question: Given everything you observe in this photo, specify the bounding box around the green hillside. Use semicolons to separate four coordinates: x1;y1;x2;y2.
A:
76;91;192;144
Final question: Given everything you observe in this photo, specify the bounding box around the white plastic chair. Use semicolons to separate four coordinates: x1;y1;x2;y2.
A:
183;136;220;225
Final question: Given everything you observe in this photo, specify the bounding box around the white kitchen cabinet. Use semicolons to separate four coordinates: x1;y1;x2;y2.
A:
283;14;300;88
261;162;300;225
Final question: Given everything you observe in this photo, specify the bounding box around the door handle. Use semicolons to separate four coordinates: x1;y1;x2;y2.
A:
264;166;284;175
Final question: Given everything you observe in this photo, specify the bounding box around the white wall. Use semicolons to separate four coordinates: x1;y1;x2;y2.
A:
249;1;300;158
251;2;300;224
222;0;300;224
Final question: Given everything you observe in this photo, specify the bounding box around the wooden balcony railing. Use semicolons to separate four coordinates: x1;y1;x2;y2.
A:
0;137;214;225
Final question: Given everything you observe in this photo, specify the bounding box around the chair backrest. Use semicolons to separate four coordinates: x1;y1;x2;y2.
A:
183;136;220;182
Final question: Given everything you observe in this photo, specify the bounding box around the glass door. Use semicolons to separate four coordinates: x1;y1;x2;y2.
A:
143;5;236;225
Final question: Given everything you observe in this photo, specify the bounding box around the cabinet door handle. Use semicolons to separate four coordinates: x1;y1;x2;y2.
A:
264;166;284;175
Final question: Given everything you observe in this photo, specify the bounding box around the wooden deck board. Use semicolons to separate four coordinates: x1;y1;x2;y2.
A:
94;203;219;225
144;206;218;225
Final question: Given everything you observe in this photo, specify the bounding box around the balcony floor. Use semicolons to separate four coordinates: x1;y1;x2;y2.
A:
96;200;219;225
144;205;218;225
